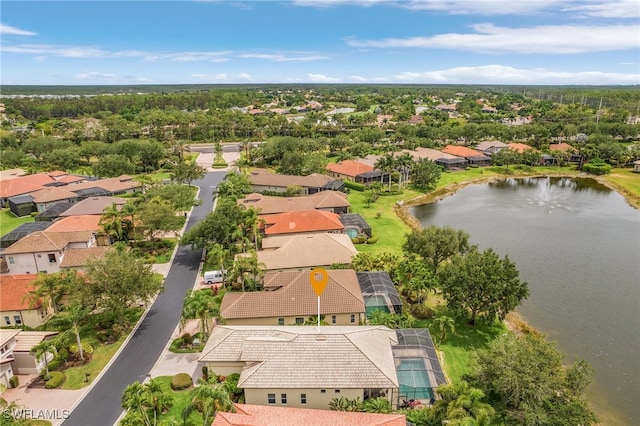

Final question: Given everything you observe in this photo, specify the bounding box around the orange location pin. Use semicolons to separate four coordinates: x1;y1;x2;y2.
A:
310;268;328;296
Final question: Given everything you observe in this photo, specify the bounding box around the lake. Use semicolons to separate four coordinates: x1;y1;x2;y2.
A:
411;176;640;425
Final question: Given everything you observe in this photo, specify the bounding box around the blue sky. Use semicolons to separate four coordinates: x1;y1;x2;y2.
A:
1;0;639;85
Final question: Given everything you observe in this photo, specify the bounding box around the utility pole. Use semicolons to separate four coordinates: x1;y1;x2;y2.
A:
596;97;604;125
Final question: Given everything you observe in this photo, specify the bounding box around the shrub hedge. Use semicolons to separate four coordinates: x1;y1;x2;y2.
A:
171;373;193;390
343;180;365;192
9;375;19;388
45;371;65;389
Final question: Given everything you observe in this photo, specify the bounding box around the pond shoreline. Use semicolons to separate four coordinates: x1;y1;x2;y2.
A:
396;170;637;426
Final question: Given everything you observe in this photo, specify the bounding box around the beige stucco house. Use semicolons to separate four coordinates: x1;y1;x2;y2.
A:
1;230;96;275
238;191;350;215
199;325;400;410
247;169;339;195
220;270;365;326
249;233;357;272
0;274;54;328
0;330;58;392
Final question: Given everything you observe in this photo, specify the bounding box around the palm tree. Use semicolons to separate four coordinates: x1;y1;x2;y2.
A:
395;152;414;189
375;153;396;191
329;397;362;411
181;290;217;342
362;397;392;413
229;251;265;292
30;339;57;380
431;381;495;426
27;271;82;313
100;202;133;242
433;315;456;344
121;382;152;426
205;243;231;287
182;384;234;426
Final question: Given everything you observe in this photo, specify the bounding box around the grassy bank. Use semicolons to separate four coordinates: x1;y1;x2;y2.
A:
0;208;34;235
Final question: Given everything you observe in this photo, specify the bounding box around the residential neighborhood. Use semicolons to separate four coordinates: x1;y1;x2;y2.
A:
0;83;636;426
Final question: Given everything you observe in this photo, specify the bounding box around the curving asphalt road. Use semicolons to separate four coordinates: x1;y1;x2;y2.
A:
62;171;226;426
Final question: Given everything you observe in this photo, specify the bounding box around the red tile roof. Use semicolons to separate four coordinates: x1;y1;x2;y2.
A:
47;215;102;233
442;145;484;158
507;142;535;153
549;142;577;153
326;160;374;177
0;274;41;311
213;404;406;426
262;210;344;235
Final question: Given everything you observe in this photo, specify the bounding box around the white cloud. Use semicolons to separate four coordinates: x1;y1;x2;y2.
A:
237;73;253;81
350;75;367;82
393;64;640;85
0;24;37;36
74;72;118;81
216;73;229;80
308;73;341;82
562;0;640;18
238;53;329;62
293;0;602;15
346;23;640;54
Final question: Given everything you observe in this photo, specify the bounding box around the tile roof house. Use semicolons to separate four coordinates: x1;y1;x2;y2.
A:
220;269;365;326
0;171;84;207
261;210;344;236
248;169;340;195
0;274;54;328
12;331;59;375
475;140;508;155
59;196;127;217
59;246;110;270
0;329;21;391
212;403;406;426
326;160;373;180
238;191;350;215
29;187;80;213
400;148;467;170
549;142;581;162
441;145;491;166
506;142;534;153
1;230;96;275
65;175;141;196
46;215;103;233
254;233;357;271
199;325;400;410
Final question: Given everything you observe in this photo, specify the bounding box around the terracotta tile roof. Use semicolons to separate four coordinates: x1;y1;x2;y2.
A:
59;197;127;216
0;169;26;180
60;246;109;268
0;274;41;311
262;210;344;235
213;404;407;426
1;230;94;254
326;160;374;178
549;142;577;153
220;270;364;320
47;215;102;233
0;172;85;199
29;187;79;203
248;169;335;189
200;326;399;389
507;142;535;153
238;191;349;215
254;233;357;270
441;145;485;158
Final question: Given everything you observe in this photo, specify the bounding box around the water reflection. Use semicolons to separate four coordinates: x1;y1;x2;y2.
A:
411;177;640;425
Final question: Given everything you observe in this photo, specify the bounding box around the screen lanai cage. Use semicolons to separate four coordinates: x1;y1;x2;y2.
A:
394;329;447;402
356;271;402;318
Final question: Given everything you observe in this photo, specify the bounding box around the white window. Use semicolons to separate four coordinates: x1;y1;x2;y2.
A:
4;316;10;325
13;316;22;325
295;317;304;325
267;394;276;404
331;315;336;324
48;253;56;263
7;256;14;265
281;394;287;404
350;314;355;323
278;318;284;326
300;394;307;404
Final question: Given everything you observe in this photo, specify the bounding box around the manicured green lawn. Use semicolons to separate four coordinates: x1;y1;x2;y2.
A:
62;334;128;389
153;376;204;426
603;168;640;207
0;208;34;236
